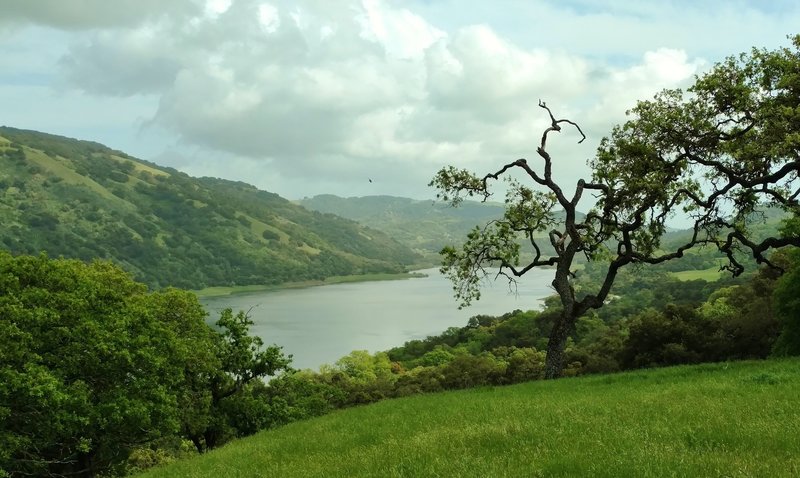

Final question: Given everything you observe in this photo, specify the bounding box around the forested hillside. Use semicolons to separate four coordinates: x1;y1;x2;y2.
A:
0;127;420;289
298;194;507;254
297;194;780;274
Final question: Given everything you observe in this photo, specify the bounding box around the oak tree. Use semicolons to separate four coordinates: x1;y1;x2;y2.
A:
431;36;800;378
0;253;291;476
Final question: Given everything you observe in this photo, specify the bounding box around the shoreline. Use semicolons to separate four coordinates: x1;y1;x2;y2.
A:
193;270;430;298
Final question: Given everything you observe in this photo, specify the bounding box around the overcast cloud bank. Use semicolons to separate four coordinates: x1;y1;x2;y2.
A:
1;0;798;200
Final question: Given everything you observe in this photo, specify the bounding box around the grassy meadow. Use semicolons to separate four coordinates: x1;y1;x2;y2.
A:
671;267;724;282
137;358;800;477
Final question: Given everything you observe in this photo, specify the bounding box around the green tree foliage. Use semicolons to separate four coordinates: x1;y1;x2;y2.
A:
0;253;290;476
262;370;346;425
621;268;781;368
622;305;716;367
0;253;183;476
773;249;800;355
188;309;292;453
430;38;800;378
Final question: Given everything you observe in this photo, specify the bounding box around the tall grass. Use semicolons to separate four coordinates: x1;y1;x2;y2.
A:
138;359;800;477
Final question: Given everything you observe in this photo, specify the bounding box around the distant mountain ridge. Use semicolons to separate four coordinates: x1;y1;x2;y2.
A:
298;194;508;255
297;194;591;261
298;194;790;274
0;127;420;289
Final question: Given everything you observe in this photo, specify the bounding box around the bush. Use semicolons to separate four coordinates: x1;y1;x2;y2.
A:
440;354;506;389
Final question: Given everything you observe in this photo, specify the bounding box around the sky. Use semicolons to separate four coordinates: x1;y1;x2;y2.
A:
1;0;799;202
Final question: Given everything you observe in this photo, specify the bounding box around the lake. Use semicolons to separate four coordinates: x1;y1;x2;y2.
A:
202;267;554;370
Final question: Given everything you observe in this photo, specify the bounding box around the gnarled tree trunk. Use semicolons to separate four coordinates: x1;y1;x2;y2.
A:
544;312;573;379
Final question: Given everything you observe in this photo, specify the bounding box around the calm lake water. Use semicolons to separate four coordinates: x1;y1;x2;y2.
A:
202;268;554;370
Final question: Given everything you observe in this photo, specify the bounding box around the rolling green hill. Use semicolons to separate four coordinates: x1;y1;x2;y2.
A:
297;194;584;263
298;194;507;255
299;193;790;280
137;358;800;477
0;127;420;289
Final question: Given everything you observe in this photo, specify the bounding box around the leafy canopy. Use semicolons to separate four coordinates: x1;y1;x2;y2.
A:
0;252;291;476
430;36;800;377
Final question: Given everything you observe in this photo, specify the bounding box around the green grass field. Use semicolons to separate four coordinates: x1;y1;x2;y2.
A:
671;267;724;281
137;358;800;477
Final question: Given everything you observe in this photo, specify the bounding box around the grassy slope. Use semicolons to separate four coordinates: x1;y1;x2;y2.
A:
671;267;725;281
138;358;800;478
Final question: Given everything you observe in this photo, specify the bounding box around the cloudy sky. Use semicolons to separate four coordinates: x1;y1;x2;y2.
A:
2;1;799;202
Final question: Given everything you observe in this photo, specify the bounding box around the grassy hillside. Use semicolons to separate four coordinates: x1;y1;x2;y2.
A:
138;358;800;477
0;128;420;289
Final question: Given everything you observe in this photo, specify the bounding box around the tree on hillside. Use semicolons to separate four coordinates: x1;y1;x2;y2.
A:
431;36;800;379
0;253;186;477
0;253;291;476
186;308;292;453
772;249;800;356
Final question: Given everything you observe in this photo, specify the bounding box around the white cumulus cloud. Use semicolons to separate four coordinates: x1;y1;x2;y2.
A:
1;0;798;200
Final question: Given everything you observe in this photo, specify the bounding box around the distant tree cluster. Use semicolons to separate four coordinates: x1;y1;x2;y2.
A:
0;146;25;163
